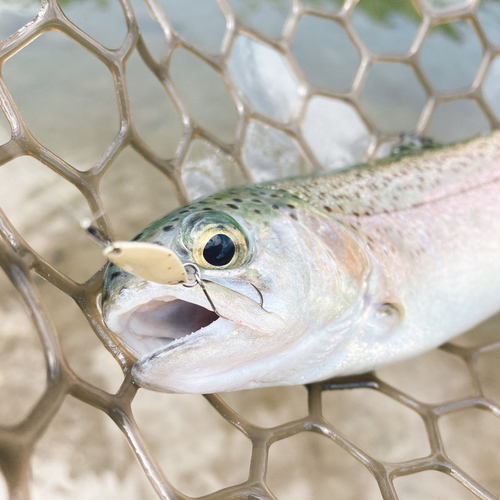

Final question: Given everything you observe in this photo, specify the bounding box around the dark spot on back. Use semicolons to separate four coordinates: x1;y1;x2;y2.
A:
254;209;261;214
233;198;243;202
270;194;279;198
132;232;144;241
324;206;332;213
179;209;189;214
251;199;262;203
163;225;174;231
272;204;279;210
287;204;295;209
226;204;238;209
202;207;214;211
110;271;122;281
290;213;298;220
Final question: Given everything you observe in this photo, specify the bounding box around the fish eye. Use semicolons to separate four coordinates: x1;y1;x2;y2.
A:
194;225;247;269
203;233;235;267
183;212;248;270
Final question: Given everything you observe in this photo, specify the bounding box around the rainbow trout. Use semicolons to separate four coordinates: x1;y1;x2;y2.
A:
102;132;500;393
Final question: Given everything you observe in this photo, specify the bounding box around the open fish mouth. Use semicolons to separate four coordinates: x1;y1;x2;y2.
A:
104;279;287;359
104;288;225;357
128;297;219;344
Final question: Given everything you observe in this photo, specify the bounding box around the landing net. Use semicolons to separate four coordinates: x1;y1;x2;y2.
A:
0;1;499;499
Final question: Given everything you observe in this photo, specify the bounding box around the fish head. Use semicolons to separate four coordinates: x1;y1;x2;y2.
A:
102;187;372;393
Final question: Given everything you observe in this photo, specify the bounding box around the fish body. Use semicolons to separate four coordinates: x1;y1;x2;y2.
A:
102;132;500;393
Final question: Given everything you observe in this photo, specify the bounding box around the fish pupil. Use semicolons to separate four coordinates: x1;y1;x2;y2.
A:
203;234;235;267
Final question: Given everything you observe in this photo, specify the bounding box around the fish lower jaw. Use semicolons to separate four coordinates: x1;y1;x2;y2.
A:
105;295;221;357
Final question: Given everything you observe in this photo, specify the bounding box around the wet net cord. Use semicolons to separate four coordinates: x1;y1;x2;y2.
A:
0;0;499;499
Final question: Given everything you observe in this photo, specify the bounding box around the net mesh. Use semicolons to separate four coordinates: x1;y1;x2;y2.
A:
0;0;499;498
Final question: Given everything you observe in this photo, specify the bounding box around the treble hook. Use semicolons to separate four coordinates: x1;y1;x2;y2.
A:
250;282;264;308
181;262;266;316
182;262;222;317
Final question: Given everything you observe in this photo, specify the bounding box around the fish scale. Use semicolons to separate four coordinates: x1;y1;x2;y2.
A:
270;132;500;216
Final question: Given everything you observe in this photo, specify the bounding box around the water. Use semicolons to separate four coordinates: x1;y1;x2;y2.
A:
291;15;360;91
420;20;483;92
229;34;300;121
1;0;497;173
229;0;289;38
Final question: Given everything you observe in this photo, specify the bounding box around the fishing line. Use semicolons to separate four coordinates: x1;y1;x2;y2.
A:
250;282;264;308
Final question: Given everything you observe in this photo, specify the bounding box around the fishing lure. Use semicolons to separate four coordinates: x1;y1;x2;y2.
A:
102;132;500;393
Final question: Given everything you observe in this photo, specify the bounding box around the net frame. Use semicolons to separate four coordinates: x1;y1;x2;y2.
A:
0;0;499;498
